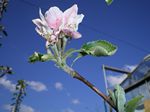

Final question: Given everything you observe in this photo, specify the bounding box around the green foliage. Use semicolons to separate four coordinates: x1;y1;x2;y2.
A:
0;66;13;78
125;96;143;112
29;52;43;63
114;85;126;112
108;85;143;112
41;53;55;62
108;89;116;106
11;80;27;112
28;40;117;68
72;40;117;66
105;0;113;5
0;0;9;43
81;40;117;56
29;52;55;63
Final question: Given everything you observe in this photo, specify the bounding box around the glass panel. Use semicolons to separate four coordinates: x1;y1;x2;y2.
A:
121;59;150;88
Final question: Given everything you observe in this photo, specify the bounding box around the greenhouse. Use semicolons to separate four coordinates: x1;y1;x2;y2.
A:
103;55;150;112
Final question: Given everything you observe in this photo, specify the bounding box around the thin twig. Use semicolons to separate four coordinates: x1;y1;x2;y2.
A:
73;71;117;111
61;65;117;111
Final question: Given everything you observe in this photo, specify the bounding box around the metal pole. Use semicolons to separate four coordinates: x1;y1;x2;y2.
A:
102;64;108;112
103;65;109;95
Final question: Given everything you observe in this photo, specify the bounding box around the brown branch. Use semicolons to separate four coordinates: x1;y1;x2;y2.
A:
72;71;117;111
59;63;117;111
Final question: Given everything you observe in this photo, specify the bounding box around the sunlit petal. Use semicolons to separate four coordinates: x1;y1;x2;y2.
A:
45;6;63;30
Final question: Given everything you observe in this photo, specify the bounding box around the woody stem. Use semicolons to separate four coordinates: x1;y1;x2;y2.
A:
61;64;117;111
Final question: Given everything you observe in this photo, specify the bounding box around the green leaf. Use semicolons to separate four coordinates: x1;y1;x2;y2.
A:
125;96;143;112
0;66;13;74
41;54;56;62
114;85;126;112
28;52;43;63
105;0;113;5
72;40;117;65
28;52;55;63
81;40;117;56
108;89;116;107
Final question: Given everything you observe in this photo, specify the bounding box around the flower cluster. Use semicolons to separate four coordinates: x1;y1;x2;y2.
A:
32;4;84;45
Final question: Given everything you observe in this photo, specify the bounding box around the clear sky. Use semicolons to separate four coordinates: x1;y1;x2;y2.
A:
0;0;150;112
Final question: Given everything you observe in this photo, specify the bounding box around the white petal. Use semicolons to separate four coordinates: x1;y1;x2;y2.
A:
76;14;84;25
75;14;84;30
63;4;78;25
35;27;43;36
32;19;43;28
39;9;45;22
45;6;63;30
71;31;82;39
46;7;63;17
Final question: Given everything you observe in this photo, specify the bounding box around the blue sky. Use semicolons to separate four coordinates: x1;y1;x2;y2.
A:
0;0;150;112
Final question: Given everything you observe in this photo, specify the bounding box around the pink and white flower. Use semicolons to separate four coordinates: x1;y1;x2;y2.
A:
32;7;63;45
32;4;84;45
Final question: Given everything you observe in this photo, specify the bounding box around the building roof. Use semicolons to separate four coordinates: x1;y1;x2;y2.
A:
121;55;150;92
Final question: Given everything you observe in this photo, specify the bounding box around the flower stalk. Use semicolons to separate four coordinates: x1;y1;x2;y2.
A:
61;37;67;56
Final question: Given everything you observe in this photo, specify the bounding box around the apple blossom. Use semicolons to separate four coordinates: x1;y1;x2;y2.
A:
32;4;84;44
32;9;60;45
63;4;84;39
